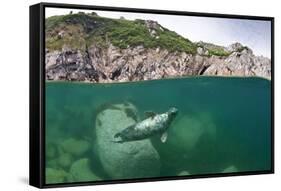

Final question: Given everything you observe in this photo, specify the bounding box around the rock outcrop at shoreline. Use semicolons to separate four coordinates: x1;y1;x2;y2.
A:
45;13;271;82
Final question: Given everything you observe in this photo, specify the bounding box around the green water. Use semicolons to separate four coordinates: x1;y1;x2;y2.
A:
45;76;272;184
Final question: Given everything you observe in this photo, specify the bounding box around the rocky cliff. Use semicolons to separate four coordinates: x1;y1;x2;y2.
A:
45;12;271;82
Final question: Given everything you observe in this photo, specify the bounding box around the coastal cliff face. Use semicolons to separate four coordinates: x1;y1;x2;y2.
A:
45;12;271;82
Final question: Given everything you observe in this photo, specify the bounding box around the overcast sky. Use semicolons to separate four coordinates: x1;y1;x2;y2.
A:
46;8;271;58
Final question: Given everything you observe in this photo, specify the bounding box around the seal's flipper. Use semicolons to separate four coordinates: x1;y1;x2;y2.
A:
145;111;156;118
161;132;168;143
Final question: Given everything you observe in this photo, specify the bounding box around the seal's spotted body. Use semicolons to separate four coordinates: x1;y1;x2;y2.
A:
114;107;178;143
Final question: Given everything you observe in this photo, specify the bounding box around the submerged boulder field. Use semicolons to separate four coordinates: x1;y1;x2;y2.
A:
45;12;271;82
94;102;161;179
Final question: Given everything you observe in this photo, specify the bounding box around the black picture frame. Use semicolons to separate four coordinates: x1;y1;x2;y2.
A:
29;2;275;188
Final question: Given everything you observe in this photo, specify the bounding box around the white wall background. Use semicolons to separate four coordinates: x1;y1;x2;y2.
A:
0;0;279;190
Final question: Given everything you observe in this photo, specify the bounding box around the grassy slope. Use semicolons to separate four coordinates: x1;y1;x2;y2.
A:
196;42;231;57
45;12;240;56
46;13;197;54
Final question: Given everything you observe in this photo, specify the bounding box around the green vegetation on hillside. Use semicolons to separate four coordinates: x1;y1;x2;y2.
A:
196;42;231;57
46;13;197;53
46;12;248;57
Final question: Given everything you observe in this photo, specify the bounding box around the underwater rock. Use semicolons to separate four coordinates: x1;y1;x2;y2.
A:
150;113;216;173
46;142;57;160
154;113;216;155
222;165;238;173
61;138;90;157
57;152;73;169
177;170;191;176
46;159;59;169
94;102;161;179
46;168;68;184
68;158;101;182
170;113;216;153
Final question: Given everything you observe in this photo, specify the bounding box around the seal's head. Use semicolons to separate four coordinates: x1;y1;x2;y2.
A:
168;107;178;118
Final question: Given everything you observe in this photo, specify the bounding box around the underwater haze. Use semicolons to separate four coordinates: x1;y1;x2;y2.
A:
45;76;272;184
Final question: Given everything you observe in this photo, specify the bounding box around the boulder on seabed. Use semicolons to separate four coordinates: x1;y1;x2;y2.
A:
46;168;68;184
222;165;238;173
150;112;217;174
154;112;216;157
68;158;101;182
46;142;58;160
60;138;90;157
169;113;216;153
94;102;161;179
177;170;191;176
57;152;73;169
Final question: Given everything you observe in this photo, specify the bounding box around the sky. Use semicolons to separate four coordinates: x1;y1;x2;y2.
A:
46;8;271;58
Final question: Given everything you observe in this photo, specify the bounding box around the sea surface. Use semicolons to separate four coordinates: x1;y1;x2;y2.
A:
45;76;272;184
